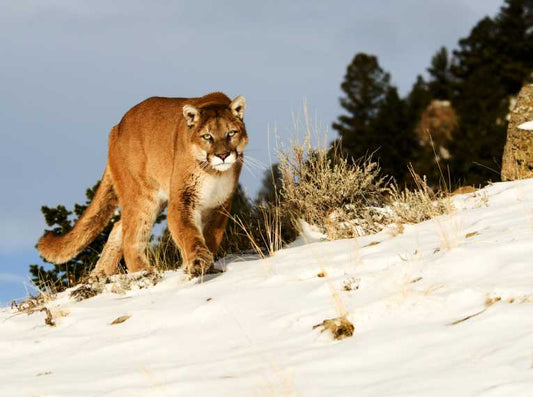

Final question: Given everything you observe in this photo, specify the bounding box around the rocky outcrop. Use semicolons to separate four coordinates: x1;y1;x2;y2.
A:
501;83;533;181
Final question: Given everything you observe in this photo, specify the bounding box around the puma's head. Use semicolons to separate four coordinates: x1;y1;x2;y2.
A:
183;96;248;172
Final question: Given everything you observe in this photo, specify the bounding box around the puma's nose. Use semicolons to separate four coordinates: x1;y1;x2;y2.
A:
216;152;231;161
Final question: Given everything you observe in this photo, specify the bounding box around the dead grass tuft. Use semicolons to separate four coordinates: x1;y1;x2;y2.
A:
313;316;355;340
11;293;54;314
70;284;99;302
41;307;55;327
389;166;454;224
342;277;360;291
278;140;390;239
147;230;182;272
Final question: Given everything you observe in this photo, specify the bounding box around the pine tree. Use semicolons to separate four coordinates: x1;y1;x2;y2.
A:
367;87;415;182
427;47;454;100
449;0;533;185
406;75;432;123
333;53;417;182
332;53;391;159
256;163;282;205
218;183;257;256
494;0;533;93
30;181;122;292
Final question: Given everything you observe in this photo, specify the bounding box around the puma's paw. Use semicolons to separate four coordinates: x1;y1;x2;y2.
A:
186;247;215;278
89;267;106;278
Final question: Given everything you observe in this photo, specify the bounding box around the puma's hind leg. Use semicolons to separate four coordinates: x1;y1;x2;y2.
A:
91;220;123;277
121;194;161;273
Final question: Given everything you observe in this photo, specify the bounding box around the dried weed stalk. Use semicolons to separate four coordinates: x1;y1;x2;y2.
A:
389;166;454;225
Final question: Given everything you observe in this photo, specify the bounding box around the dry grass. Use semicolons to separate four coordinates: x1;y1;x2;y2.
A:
224;212;268;259
313;316;355;340
11;292;54;314
272;108;456;241
278;138;390;239
145;201;289;272
449;293;502;326
68;270;163;302
110;315;131;325
299;228;356;340
220;200;292;260
147;230;182;272
276;135;455;241
389;166;455;225
10;288;71;327
30;266;73;295
256;204;284;257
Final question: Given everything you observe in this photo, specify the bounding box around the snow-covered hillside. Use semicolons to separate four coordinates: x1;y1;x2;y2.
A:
2;180;533;396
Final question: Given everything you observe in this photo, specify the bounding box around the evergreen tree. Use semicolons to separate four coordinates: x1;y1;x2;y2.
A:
331;1;533;187
427;47;454;100
30;181;122;291
332;53;391;159
449;0;533;185
218;183;259;256
367;87;415;182
230;183;253;218
256;163;282;205
333;53;416;182
406;75;432;122
494;0;533;93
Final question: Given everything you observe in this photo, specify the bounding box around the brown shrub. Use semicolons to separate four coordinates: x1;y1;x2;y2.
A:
278;140;390;239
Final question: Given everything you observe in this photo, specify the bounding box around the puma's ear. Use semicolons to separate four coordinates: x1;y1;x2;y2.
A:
183;104;200;128
230;95;246;120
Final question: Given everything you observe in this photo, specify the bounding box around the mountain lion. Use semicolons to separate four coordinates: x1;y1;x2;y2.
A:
37;92;248;277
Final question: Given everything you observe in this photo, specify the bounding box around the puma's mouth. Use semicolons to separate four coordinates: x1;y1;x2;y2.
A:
212;163;233;171
210;152;236;172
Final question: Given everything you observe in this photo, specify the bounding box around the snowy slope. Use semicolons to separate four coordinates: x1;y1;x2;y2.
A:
2;180;533;396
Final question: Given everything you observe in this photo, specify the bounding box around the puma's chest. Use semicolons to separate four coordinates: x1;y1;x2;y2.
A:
197;172;235;210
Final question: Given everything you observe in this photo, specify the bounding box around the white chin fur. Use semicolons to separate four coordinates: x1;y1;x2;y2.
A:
212;163;233;172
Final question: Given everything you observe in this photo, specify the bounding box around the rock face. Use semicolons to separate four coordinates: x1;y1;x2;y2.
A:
501;84;533;181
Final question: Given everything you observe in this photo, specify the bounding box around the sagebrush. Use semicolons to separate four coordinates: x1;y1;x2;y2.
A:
276;134;454;240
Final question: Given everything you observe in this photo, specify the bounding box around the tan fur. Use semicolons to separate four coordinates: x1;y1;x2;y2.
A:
37;92;248;277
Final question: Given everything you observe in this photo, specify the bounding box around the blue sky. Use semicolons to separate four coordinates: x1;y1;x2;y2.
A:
0;0;503;304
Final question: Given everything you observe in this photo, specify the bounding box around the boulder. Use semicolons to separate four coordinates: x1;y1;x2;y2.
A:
501;83;533;180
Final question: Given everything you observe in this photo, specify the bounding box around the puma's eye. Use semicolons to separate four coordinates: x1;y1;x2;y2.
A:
202;134;213;141
227;130;237;137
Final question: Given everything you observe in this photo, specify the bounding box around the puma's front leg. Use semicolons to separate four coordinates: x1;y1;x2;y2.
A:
167;191;214;277
203;200;231;256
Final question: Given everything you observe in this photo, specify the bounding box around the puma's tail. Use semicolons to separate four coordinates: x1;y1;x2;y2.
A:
37;165;119;264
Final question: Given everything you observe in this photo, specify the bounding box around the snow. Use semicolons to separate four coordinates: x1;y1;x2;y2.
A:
518;121;533;130
2;180;533;396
